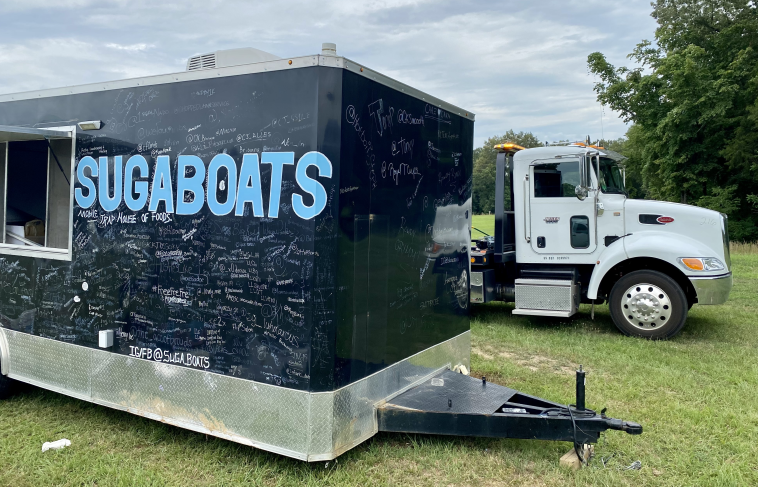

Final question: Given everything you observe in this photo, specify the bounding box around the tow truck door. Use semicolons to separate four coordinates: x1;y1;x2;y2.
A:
527;158;596;254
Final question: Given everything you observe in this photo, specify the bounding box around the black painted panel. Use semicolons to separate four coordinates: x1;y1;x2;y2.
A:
0;68;329;391
334;71;473;387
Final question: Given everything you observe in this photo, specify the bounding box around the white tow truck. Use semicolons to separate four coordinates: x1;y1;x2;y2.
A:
470;142;733;339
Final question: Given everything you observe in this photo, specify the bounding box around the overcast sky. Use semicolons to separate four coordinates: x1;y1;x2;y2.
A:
0;0;658;148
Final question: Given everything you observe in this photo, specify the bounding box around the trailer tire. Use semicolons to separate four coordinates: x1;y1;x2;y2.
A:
609;270;688;339
0;371;17;400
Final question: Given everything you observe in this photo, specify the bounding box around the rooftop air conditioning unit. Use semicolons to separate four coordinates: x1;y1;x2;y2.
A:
186;47;280;71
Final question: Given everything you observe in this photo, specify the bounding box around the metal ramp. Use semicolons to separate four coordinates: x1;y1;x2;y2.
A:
377;370;641;444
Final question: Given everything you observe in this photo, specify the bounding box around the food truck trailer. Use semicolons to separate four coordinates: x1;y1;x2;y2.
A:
0;44;640;461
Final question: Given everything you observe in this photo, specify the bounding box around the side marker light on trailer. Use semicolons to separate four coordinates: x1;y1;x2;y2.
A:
471;257;475;263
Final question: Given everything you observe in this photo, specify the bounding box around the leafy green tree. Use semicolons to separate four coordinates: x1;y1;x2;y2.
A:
473;131;542;214
587;0;758;240
596;129;649;200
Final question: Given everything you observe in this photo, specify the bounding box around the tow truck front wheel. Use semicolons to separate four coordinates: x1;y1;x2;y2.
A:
609;270;688;339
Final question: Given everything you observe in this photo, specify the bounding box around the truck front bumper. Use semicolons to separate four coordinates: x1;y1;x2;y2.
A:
689;273;733;305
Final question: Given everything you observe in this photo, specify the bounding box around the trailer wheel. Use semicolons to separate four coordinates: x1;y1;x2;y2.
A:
0;371;17;400
609;270;688;339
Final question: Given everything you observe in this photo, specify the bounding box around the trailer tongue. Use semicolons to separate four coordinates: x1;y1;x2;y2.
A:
378;369;641;448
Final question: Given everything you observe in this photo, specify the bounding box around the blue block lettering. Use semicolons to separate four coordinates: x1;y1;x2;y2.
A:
75;156;98;209
98;156;123;212
148;155;175;213
207;154;238;216
124;155;149;211
176;155;206;215
262;152;294;218
293;152;332;220
235;154;264;217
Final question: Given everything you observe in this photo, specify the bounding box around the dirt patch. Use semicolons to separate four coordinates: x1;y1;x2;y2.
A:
471;346;494;360
472;344;577;376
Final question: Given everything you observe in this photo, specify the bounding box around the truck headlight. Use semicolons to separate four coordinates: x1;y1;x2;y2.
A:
678;257;725;272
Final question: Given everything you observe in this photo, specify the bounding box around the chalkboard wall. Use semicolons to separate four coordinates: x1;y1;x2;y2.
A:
0;65;472;392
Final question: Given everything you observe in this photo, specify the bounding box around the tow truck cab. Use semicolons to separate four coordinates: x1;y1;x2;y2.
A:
471;143;733;339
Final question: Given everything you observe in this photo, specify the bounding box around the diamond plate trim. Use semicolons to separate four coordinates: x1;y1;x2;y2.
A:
515;282;575;312
5;329;90;396
0;328;469;462
328;330;470;458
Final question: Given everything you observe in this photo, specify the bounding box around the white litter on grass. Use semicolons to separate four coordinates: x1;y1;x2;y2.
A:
42;439;71;452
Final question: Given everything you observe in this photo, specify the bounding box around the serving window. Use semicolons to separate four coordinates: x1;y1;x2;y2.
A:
0;126;74;260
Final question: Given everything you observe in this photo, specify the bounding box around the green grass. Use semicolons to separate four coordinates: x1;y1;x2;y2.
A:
1;216;756;486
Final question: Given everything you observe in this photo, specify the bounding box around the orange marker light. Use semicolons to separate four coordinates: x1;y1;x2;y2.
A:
471;257;475;263
483;257;487;263
682;258;704;271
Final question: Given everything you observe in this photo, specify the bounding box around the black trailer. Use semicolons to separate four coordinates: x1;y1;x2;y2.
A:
0;44;639;461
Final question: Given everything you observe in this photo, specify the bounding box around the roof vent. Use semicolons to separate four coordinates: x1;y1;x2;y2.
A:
186;48;280;71
321;43;337;56
187;52;216;71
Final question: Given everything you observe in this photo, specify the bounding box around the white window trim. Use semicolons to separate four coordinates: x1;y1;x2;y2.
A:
0;125;75;262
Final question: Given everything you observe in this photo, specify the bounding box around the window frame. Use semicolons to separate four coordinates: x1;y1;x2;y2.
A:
0;125;75;261
570;215;591;249
532;160;582;198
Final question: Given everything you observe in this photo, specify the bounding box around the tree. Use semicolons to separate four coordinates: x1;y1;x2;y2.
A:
596;129;649;200
587;0;758;240
473;131;542;214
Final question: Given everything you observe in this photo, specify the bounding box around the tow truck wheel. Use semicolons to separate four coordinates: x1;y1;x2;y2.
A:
609;270;688;339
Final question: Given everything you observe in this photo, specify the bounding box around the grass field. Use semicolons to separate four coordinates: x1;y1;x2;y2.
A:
0;215;756;486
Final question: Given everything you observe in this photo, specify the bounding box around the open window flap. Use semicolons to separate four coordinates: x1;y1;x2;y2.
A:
0;125;73;142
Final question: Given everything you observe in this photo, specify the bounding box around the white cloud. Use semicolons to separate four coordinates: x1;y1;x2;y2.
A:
104;43;154;52
0;0;657;146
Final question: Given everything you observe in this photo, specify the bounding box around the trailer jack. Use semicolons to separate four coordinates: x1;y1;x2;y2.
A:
377;368;641;447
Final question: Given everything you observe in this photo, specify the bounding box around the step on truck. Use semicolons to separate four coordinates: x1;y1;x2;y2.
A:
470;143;733;339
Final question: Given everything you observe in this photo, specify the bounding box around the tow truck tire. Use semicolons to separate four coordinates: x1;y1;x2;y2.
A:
609;270;688;339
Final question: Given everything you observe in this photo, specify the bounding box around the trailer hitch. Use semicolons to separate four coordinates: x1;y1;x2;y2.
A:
604;418;643;435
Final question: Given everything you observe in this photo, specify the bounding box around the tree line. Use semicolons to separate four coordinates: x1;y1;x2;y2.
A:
473;1;758;241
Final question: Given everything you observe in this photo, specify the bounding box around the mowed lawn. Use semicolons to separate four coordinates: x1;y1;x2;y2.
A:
0;215;756;486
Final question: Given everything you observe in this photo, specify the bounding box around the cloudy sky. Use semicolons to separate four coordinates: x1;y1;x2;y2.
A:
0;0;658;148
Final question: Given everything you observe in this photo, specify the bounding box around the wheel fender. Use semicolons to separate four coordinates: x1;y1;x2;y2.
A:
587;239;629;300
587;231;715;299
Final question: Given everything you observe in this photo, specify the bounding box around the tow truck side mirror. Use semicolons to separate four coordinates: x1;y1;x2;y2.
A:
575;185;588;201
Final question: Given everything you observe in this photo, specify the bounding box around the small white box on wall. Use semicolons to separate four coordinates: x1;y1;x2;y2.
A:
98;330;114;348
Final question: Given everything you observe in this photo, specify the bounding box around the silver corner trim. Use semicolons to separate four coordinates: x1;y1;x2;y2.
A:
0;328;9;375
0;56;320;103
0;243;72;261
689;272;733;305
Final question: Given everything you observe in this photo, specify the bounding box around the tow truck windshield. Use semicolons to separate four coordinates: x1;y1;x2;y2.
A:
599;158;625;194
